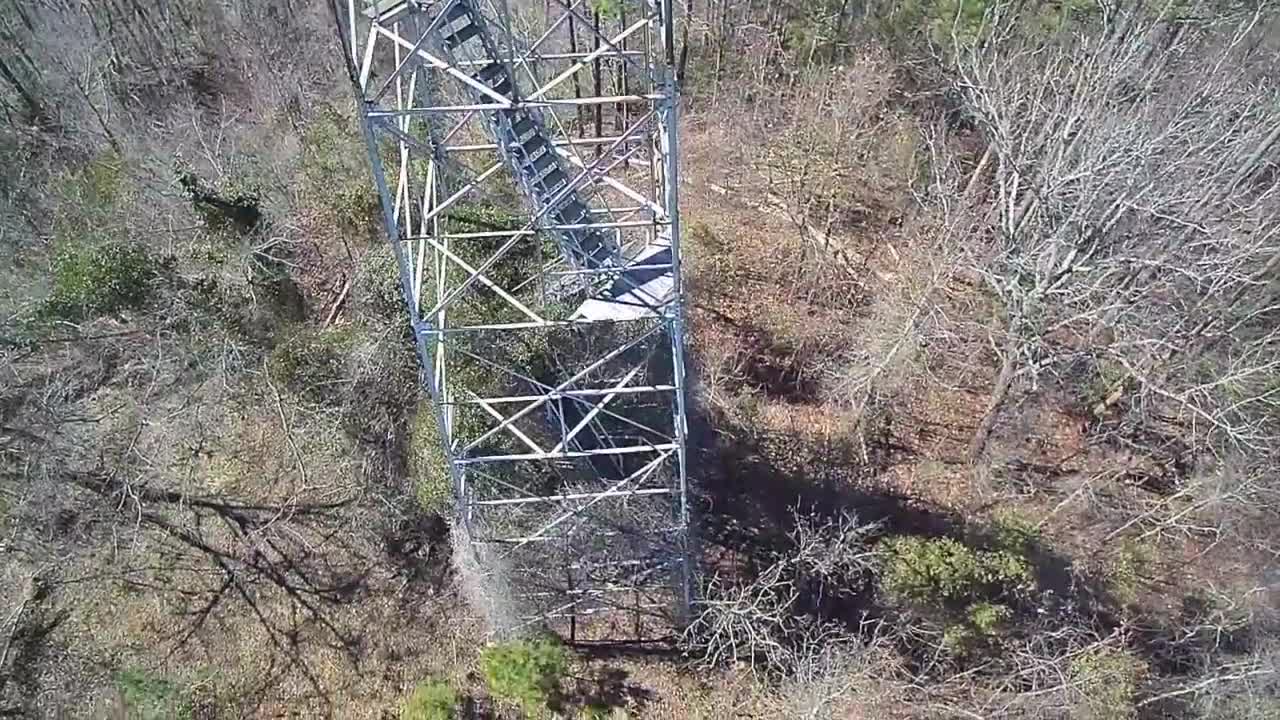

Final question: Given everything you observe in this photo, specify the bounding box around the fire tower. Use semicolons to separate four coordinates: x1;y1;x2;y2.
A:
332;0;691;638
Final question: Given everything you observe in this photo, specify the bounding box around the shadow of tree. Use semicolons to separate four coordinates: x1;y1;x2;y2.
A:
683;382;1278;720
688;398;956;572
565;665;655;717
685;393;1127;659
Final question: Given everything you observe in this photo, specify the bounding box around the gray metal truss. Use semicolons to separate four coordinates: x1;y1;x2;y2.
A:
331;0;691;638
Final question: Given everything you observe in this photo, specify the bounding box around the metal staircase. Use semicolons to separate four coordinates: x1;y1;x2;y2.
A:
372;0;620;272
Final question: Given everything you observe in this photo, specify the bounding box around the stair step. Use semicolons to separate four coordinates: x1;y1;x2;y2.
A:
444;2;471;23
440;4;471;33
527;158;559;185
518;139;549;164
539;170;569;196
510;117;536;140
575;235;607;261
444;23;480;48
520;135;546;156
363;0;411;23
556;200;589;225
476;63;505;83
526;152;556;175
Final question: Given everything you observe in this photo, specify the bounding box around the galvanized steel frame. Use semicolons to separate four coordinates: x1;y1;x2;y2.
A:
331;0;691;635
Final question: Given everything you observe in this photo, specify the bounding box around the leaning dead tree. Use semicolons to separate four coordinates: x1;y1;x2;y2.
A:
954;3;1280;472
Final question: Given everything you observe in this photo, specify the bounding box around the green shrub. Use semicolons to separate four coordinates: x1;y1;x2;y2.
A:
44;242;160;320
440;202;537;295
590;0;630;20
480;635;568;716
401;678;459;720
177;166;263;234
116;668;192;720
942;602;1011;655
410;402;453;516
354;247;405;321
301;108;380;230
879;535;1033;606
941;623;973;654
444;203;523;233
991;510;1039;554
880;0;1097;53
966;601;1010;633
687;222;721;252
1028;0;1103;37
1068;648;1144;720
579;704;621;720
266;327;356;404
1104;540;1153;607
405;201;546;331
66;150;127;210
925;0;991;47
1083;358;1129;415
52;149;130;236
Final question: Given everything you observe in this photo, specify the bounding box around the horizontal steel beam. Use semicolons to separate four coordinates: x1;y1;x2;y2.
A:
418;317;666;332
457;442;677;465
468;486;673;507
442;134;635;153
442;385;677;405
408;219;665;239
475;524;685;544
445;50;645;68
365;94;665;115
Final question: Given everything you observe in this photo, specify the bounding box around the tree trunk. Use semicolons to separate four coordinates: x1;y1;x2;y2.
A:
968;329;1019;463
592;9;602;157
568;13;584;136
0;55;49;128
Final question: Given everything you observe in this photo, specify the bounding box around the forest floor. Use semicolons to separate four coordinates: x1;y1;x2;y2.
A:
1;5;1276;718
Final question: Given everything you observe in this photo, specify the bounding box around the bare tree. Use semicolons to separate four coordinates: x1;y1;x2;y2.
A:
953;4;1280;472
682;508;878;678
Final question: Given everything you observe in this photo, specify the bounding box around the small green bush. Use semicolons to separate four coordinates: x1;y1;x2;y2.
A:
589;0;630;20
266;327;356;404
966;601;1011;634
942;602;1011;655
1083;358;1129;415
1028;0;1102;37
881;0;1097;53
925;0;991;47
67;150;127;210
941;623;973;654
354;247;405;321
1068;648;1144;720
52;149;130;237
1104;540;1153;607
440;202;536;296
301;108;380;230
444;203;523;233
879;535;1033;606
116;668;192;720
401;678;459;720
991;510;1039;554
687;222;721;252
579;704;621;720
177;167;263;234
45;242;160;320
480;635;568;716
410;402;453;516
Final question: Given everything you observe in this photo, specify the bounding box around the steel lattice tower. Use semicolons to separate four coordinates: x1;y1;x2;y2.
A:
332;0;691;638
